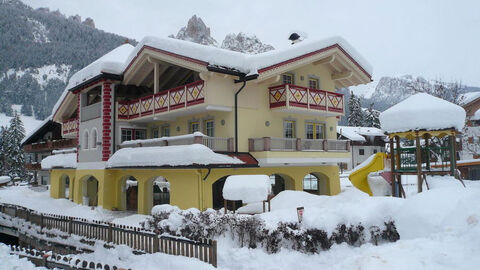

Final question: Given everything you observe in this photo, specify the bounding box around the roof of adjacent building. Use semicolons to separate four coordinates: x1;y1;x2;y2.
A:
337;126;386;142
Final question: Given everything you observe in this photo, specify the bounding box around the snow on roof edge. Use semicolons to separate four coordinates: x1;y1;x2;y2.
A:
21;115;52;145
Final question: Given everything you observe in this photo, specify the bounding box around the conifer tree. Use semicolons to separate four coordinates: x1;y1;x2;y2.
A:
0;126;7;176
348;92;365;127
364;103;381;128
5;112;26;179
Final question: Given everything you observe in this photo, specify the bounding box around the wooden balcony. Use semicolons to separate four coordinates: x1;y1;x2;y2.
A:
25;163;42;171
120;133;234;152
62;118;78;137
23;139;77;153
117;80;205;120
249;137;350;152
269;84;344;115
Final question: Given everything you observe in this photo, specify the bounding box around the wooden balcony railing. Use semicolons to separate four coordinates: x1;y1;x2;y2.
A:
249;137;350;152
118;80;205;120
269;84;344;114
23;139;77;152
62;118;78;136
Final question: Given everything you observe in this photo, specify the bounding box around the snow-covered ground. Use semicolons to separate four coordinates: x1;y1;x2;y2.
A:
0;243;45;269
1;176;479;269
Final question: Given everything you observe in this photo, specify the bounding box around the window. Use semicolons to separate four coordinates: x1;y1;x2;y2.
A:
305;123;325;139
359;149;365;155
83;130;89;150
190;121;200;133
204;120;214;137
134;129;146;140
303;174;318;191
91;128;98;149
282;73;294;85
152;128;159;138
283;120;295;138
86;86;101;106
161;125;170;137
121;128;146;142
121;129;132;142
309;78;319;89
373;149;378;154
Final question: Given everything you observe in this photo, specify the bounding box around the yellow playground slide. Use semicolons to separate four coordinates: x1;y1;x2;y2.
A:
348;152;386;196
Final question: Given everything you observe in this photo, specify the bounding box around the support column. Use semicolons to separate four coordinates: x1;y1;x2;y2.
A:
102;82;113;161
154;63;160;94
415;133;423;193
450;134;457;176
389;137;396;197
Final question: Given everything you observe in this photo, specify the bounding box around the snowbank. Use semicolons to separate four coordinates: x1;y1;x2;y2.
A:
41;153;77;169
379;93;466;133
223;175;271;203
107;144;243;168
0;176;11;184
0;244;41;270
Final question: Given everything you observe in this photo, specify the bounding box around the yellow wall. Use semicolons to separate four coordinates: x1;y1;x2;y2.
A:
51;165;340;215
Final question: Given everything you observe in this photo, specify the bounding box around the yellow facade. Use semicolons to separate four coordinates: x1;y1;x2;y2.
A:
51;165;340;215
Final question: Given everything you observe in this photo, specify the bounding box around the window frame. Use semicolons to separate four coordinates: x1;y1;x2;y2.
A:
161;125;170;137
305;122;325;140
282;73;294;85
204;119;215;137
308;78;319;89
83;130;89;150
303;174;319;191
359;148;365;155
91;128;98;149
283;120;296;138
190;121;200;134
152;128;159;139
120;128;146;142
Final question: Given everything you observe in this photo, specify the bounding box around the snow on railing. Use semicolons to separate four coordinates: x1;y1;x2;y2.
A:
0;203;218;267
249;137;349;152
268;84;344;114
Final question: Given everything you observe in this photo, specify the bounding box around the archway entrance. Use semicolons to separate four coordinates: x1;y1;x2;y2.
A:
82;176;99;206
269;174;295;195
125;177;138;211
59;175;70;199
212;176;242;210
303;173;329;195
153;176;170;206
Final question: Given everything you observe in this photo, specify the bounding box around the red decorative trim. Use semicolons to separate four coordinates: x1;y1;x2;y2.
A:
102;82;113;161
258;44;372;79
76;93;80;163
270;101;286;108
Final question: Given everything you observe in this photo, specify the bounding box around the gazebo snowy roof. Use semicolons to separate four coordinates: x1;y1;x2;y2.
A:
379;93;466;134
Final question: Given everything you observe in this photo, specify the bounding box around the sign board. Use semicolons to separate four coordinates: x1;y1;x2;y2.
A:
297;207;304;223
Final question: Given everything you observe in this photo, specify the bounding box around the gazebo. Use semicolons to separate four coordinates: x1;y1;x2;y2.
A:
379;93;466;197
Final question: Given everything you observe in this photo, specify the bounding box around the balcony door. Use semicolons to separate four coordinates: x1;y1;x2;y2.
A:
306;123;324;140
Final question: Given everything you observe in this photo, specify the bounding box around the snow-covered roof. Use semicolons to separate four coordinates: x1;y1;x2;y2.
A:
41;153;77;170
0;176;11;184
470;110;480;121
127;35;373;76
460;91;480;106
379;93;466;133
20;115;52;145
51;43;135;116
337;126;386;142
223;175;271;203
106;144;243;168
121;132;205;147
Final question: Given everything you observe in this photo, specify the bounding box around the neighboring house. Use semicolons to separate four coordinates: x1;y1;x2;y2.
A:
47;36;372;214
456;159;480;180
337;126;387;169
461;92;480;159
21;118;77;185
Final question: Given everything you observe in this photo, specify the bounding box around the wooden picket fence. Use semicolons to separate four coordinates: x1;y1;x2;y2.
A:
0;203;217;267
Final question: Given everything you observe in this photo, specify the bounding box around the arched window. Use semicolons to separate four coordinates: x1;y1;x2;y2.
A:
83;130;89;150
91;128;98;149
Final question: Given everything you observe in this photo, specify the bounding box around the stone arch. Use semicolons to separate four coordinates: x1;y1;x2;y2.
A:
303;172;329;195
143;176;170;214
269;173;295;195
211;175;245;210
80;175;99;206
59;174;70;199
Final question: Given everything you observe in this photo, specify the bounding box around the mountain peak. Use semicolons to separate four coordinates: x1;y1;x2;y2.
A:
172;15;217;46
221;32;274;54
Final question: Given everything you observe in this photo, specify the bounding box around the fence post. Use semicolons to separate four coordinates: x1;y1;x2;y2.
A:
68;217;73;235
40;214;44;231
296;138;302;151
263;137;271;151
153;235;159;253
107;223;113;243
323;139;329;152
211;240;217;267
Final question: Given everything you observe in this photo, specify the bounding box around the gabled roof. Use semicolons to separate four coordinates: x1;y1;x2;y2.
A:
337;126;386;142
21;115;55;146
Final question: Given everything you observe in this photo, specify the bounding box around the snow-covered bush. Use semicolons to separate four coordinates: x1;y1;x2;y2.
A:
142;206;400;254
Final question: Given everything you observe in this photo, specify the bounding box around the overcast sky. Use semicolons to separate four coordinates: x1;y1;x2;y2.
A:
22;0;480;91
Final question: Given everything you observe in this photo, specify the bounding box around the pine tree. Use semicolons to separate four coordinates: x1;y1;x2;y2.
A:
5;112;26;180
364;103;381;128
348;91;365;127
0;126;8;176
